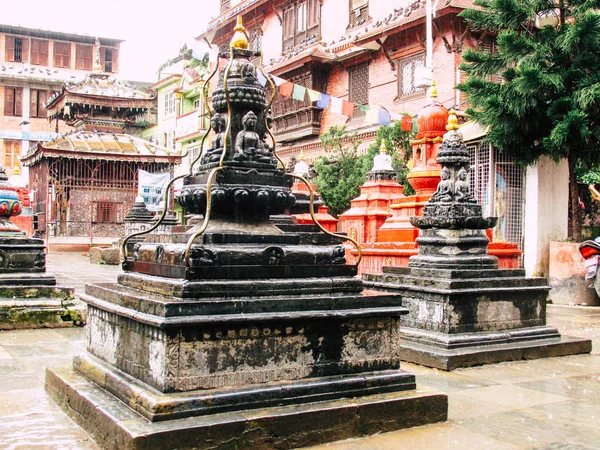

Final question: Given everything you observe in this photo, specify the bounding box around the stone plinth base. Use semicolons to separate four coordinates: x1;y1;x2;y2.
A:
398;332;592;371
46;365;447;450
363;266;592;369
0;272;84;329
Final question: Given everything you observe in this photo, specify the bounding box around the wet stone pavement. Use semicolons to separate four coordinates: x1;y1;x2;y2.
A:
0;253;599;449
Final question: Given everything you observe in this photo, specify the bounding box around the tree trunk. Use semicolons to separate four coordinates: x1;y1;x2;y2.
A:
568;156;583;242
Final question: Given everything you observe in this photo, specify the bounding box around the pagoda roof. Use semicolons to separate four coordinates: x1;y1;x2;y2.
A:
0;64;87;85
263;0;477;72
45;72;156;117
0;23;123;46
197;0;269;42
21;131;182;166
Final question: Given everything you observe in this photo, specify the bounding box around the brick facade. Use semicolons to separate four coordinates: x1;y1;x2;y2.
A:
199;0;480;162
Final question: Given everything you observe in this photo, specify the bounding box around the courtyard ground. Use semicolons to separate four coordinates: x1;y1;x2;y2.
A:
0;252;598;449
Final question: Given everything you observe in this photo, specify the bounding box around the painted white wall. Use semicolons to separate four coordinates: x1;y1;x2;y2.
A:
523;156;569;277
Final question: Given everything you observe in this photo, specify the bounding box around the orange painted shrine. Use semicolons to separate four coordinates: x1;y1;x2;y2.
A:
340;87;521;274
290;180;338;232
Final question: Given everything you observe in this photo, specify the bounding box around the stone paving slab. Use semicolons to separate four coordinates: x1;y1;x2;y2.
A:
0;252;598;449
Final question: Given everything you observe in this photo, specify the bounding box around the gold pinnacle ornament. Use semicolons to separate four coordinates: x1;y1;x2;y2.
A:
231;16;249;50
446;109;459;131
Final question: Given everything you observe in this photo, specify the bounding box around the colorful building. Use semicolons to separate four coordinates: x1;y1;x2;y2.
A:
0;24;122;179
142;47;210;222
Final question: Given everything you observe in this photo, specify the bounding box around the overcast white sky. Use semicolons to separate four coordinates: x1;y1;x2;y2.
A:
3;0;220;82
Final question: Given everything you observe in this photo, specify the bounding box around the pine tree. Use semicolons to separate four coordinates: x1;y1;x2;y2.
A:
459;0;600;241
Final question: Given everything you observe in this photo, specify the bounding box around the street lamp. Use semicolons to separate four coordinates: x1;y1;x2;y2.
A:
415;0;441;89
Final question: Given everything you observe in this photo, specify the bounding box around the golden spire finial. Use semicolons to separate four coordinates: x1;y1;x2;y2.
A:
231;16;249;50
428;79;438;99
380;139;388;154
13;165;20;176
446;109;459;131
299;149;305;160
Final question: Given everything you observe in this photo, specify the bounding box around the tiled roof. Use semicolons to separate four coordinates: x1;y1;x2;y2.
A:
61;73;153;100
264;0;477;71
266;44;335;73
198;0;268;39
0;63;86;84
21;131;181;165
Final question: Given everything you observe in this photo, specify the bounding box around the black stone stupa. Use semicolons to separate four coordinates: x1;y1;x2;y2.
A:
0;165;81;329
363;112;592;370
45;17;447;449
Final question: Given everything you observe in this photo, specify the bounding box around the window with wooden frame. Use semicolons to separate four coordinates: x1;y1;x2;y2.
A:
2;140;21;169
166;130;175;150
248;25;263;65
349;0;369;28
31;39;49;65
75;44;93;70
5;36;29;63
30;90;48;118
220;0;231;13
53;42;71;68
164;92;175;117
100;47;118;73
282;0;320;53
348;62;369;119
96;201;118;223
4;87;23;116
396;53;425;99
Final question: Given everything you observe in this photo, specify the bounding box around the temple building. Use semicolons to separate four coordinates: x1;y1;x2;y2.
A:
21;48;181;249
198;0;489;162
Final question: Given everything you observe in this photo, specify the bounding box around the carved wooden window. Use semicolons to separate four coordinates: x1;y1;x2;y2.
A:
220;0;231;13
76;44;93;70
53;42;71;68
3;87;23;116
397;53;425;98
164;92;175;117
31;39;49;65
30;89;48;118
282;0;320;53
272;72;312;118
248;25;263;65
348;62;369;119
2;141;20;169
349;0;369;28
6;36;29;63
100;47;118;73
96;202;118;223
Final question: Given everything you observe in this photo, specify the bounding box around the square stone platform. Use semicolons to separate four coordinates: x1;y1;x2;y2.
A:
46;364;447;449
364;267;592;370
46;264;448;448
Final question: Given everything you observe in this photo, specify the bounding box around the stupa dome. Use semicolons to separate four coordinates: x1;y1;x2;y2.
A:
416;81;449;139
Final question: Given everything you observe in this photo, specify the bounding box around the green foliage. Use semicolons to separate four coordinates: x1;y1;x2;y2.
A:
362;121;416;195
458;0;600;240
314;126;364;216
313;123;414;216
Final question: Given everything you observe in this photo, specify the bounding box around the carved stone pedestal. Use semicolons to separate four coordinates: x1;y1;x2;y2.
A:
0;238;83;329
46;230;448;448
363;266;591;370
